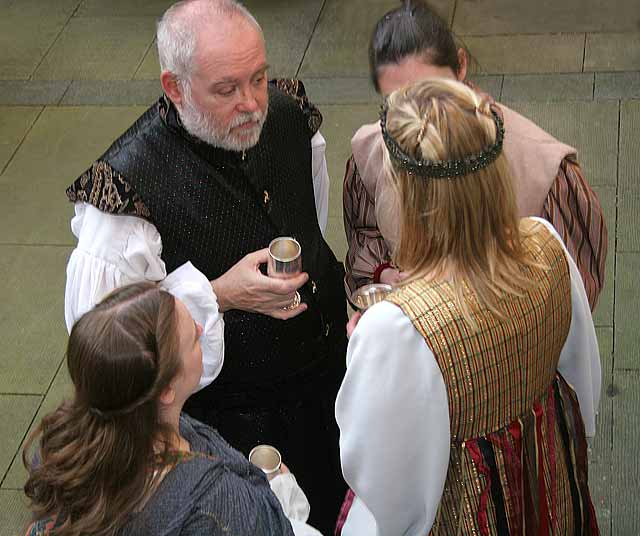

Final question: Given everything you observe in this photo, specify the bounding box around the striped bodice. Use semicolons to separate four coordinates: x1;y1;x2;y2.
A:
387;221;571;442
387;221;599;535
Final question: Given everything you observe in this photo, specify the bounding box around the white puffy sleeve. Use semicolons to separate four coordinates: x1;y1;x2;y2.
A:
530;217;601;437
311;131;329;235
161;262;225;391
335;301;450;536
65;203;225;391
268;473;323;536
65;203;166;330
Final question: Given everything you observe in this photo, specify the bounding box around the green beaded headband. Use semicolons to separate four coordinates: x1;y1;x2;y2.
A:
379;102;505;179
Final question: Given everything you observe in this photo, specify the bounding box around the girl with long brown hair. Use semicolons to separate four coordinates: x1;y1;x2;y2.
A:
335;79;601;535
23;282;320;536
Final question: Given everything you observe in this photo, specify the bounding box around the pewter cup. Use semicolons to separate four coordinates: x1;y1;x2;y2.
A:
249;444;282;480
268;237;302;279
351;283;393;311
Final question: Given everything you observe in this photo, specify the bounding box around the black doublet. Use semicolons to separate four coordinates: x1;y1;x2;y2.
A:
67;84;347;531
71;88;346;397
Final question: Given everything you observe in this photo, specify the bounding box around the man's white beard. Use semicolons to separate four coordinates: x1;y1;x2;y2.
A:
178;88;268;152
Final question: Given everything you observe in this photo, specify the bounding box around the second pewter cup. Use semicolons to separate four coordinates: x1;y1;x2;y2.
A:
268;237;302;279
351;283;393;311
249;444;282;480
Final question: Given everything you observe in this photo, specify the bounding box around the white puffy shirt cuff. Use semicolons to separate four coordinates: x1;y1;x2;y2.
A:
161;262;225;391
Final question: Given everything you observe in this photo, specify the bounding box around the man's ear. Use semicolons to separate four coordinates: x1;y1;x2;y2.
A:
161;71;183;107
159;384;176;406
456;48;468;82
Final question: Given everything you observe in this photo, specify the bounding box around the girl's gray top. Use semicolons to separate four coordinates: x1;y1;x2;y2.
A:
121;413;295;535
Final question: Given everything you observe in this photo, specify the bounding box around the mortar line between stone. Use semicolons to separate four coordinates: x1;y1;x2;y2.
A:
295;0;326;78
0;393;43;397
606;99;621;535
449;0;458;29
581;33;587;73
458;31;585;38
0;243;73;248
28;1;83;82
0;106;45;177
56;80;74;106
133;38;157;81
0;357;66;489
611;100;621;374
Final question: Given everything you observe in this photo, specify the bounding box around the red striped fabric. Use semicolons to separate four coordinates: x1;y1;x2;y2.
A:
541;157;608;311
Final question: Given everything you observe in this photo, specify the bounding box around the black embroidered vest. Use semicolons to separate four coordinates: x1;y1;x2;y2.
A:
67;85;347;405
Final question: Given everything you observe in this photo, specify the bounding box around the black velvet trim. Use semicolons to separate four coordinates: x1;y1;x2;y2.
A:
553;379;584;534
478;437;510;535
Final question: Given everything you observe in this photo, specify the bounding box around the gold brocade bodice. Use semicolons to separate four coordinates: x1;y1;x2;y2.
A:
387;221;598;535
387;221;571;443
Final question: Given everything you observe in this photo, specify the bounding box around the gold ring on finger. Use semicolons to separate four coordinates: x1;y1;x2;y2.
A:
282;291;301;311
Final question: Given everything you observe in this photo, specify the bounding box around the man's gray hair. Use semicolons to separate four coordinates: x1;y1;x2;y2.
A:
157;0;262;84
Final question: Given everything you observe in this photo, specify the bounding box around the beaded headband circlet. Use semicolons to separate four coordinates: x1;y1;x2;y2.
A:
379;100;505;179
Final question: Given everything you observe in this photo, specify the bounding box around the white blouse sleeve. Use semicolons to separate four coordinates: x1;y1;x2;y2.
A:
530;217;601;437
64;203;166;331
311;131;329;236
269;473;323;536
65;203;225;392
161;262;225;391
335;301;450;536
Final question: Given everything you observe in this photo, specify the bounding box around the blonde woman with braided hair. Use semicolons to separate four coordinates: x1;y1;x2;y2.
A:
335;79;601;535
344;0;607;313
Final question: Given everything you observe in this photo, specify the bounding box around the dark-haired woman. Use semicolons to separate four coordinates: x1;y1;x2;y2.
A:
23;280;321;536
337;79;600;535
343;0;607;311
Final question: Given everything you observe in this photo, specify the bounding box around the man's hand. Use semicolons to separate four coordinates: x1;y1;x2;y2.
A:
211;248;308;320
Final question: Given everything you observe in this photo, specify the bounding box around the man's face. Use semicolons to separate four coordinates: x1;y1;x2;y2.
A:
178;17;269;152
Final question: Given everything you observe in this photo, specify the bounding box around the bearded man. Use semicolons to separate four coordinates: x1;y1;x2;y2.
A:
63;0;347;530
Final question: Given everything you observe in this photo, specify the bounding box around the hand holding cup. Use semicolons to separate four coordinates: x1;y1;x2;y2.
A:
210;248;307;319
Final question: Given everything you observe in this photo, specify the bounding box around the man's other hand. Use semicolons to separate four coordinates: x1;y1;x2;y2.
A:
211;248;308;320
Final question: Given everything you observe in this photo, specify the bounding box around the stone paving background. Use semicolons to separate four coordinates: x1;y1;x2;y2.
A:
0;0;638;534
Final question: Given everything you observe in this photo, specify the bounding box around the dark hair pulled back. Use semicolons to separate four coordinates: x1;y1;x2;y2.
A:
369;0;461;92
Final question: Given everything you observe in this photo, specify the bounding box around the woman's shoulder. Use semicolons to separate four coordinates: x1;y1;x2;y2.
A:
520;217;569;265
179;413;242;459
169;449;292;536
521;216;561;242
496;102;577;155
350;121;387;199
180;413;224;444
126;458;284;536
131;432;271;522
352;121;381;143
